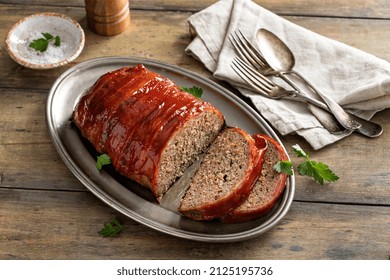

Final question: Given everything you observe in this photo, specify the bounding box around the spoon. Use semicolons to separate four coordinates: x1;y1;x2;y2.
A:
256;28;362;131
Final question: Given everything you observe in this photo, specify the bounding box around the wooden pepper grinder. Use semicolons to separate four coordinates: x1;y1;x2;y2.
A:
85;0;130;36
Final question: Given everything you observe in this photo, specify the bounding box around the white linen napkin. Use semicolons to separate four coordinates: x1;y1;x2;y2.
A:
185;0;390;149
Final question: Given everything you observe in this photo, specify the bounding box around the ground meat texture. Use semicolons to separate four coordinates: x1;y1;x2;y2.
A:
179;127;263;221
223;134;288;223
73;64;225;200
156;110;224;197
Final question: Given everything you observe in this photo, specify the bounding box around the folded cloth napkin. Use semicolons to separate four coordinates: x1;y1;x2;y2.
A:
185;0;390;149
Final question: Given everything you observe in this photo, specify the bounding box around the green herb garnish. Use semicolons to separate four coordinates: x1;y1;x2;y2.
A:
99;218;123;237
29;32;61;52
180;86;203;98
292;144;339;185
273;160;293;175
96;154;111;171
274;144;339;185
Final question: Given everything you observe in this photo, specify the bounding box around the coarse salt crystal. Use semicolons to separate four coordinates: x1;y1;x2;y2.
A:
19;31;68;64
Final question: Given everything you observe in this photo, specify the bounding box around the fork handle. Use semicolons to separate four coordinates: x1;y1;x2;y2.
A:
276;71;383;137
277;71;362;128
275;71;330;109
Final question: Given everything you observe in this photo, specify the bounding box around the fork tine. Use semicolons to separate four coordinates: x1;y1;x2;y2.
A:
231;61;269;97
229;30;267;69
229;33;259;68
235;30;266;68
237;29;268;67
231;57;276;97
233;57;275;89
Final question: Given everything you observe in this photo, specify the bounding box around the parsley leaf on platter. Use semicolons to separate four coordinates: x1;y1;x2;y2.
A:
96;153;111;171
29;32;61;52
273;160;293;175
99;218;123;237
179;86;203;98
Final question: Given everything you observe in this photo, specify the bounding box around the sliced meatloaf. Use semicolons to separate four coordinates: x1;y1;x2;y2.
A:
223;134;288;223
178;127;266;221
73;64;225;199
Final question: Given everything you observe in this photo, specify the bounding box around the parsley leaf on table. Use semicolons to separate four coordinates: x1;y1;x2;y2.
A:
273;144;339;185
29;32;61;52
179;86;203;98
292;144;308;158
293;144;339;185
96;154;111;171
99;218;123;237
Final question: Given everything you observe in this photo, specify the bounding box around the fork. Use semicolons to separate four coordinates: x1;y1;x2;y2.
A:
230;30;343;108
232;57;330;107
229;30;383;137
229;30;346;134
231;57;346;134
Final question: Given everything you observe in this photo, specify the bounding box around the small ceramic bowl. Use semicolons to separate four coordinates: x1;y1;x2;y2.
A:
5;12;85;69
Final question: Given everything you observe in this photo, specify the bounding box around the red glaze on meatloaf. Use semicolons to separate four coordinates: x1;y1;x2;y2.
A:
223;134;288;223
178;127;266;221
73;64;225;199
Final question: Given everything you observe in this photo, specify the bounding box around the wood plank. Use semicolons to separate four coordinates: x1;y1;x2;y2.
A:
0;188;389;259
0;143;84;191
132;0;390;19
1;6;390;90
1;0;390;18
0;89;48;145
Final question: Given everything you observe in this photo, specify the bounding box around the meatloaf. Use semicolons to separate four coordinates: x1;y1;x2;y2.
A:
73;64;225;199
223;134;288;223
178;127;266;220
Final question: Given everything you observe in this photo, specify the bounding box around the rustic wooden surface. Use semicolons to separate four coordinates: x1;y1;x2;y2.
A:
0;0;389;260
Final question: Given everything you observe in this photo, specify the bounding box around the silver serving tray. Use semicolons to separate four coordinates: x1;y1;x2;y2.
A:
46;56;295;242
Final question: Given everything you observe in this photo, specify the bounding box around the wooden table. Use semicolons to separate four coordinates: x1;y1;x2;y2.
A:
1;0;389;260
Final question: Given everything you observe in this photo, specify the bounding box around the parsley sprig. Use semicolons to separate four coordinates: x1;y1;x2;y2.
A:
29;32;61;52
179;86;203;99
96;154;111;171
99;218;123;237
293;144;339;184
273;144;339;185
274;160;293;176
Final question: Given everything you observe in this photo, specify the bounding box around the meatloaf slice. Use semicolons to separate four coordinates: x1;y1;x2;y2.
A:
178;127;265;220
73;64;225;200
223;134;288;223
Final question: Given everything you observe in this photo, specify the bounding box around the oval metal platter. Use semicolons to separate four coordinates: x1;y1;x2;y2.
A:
46;56;295;242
